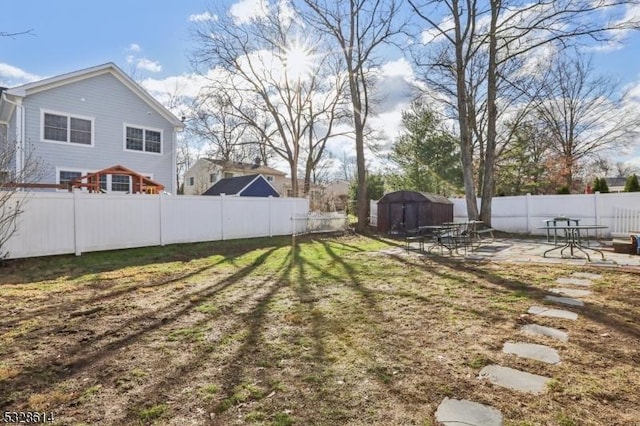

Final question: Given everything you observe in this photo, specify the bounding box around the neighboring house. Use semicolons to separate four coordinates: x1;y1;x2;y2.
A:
282;179;324;198
202;174;280;197
321;179;350;211
0;63;184;194
183;158;287;195
605;177;627;193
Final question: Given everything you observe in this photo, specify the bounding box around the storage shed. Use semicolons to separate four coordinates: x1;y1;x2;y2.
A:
376;191;453;233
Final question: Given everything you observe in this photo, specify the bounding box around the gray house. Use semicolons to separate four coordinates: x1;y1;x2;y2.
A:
0;63;184;194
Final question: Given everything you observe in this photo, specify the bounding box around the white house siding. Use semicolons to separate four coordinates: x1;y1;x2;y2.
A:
21;73;176;193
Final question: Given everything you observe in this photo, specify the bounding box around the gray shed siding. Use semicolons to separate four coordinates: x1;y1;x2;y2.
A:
22;73;175;192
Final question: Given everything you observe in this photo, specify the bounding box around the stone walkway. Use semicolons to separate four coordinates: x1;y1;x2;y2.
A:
433;267;603;425
389;238;634;424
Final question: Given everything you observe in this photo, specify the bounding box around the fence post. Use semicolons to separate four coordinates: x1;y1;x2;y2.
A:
525;193;531;234
220;194;225;241
594;191;600;238
159;193;164;246
291;198;296;236
73;190;82;256
268;195;273;237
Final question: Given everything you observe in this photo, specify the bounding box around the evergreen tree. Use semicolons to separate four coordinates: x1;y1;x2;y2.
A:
348;174;385;215
387;101;462;195
624;174;640;192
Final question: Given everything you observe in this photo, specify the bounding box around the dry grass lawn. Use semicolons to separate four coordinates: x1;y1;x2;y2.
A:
0;234;639;425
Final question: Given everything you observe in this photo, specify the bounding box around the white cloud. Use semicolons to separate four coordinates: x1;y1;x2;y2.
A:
380;57;414;79
136;58;162;73
230;0;268;24
142;73;209;100
128;43;141;52
125;55;135;64
189;11;218;22
0;63;42;86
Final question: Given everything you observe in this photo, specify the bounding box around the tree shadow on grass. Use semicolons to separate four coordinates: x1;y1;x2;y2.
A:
0;246;282;409
0;236;296;285
385;250;640;366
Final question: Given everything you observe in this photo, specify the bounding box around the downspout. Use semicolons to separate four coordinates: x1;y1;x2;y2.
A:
172;126;180;195
1;93;24;179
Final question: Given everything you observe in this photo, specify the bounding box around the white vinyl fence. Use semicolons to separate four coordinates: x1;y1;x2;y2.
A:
293;211;348;235
369;192;640;238
3;192;309;259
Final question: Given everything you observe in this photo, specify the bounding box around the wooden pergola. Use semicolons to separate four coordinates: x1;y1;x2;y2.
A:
70;165;165;194
5;165;165;194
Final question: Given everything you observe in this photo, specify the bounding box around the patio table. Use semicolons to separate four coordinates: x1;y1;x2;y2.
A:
538;225;608;261
544;217;580;245
419;224;462;255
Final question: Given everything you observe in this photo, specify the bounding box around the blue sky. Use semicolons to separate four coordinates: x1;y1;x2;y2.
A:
0;0;210;83
2;0;640;169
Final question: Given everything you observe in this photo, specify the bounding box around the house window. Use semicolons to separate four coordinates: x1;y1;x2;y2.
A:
111;175;130;192
266;176;274;182
99;175;107;192
224;172;233;179
188;177;194;186
0;170;10;183
43;111;93;145
209;173;217;183
125;125;162;154
59;170;83;187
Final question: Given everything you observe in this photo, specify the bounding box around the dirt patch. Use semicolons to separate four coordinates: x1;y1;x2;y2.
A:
1;235;639;425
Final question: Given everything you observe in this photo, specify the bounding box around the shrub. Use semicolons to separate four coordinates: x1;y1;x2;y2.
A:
624;174;640;192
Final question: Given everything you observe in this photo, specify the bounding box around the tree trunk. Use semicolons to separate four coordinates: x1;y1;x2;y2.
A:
348;65;368;232
453;1;479;221
354;115;368;232
289;160;299;197
480;0;500;226
303;156;313;196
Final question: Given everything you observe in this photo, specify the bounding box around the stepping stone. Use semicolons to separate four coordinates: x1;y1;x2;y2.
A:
435;397;503;426
521;323;568;342
545;295;584;307
556;277;592;287
503;342;560;364
479;365;551;394
549;288;591;298
572;272;601;280
528;305;578;320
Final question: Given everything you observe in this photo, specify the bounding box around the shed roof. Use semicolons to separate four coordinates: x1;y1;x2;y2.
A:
378;190;452;204
202;158;287;176
202;174;279;197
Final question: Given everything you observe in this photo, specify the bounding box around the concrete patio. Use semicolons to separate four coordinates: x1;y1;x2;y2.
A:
403;237;640;269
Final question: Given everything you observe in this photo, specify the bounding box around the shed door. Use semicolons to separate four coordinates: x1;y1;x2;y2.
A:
389;204;404;232
404;202;418;230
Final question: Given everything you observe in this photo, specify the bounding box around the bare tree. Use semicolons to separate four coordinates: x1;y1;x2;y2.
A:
0;133;43;259
535;52;640;190
191;3;345;197
191;93;252;162
301;0;405;231
409;0;640;224
615;161;640;178
1;29;34;38
335;151;357;182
